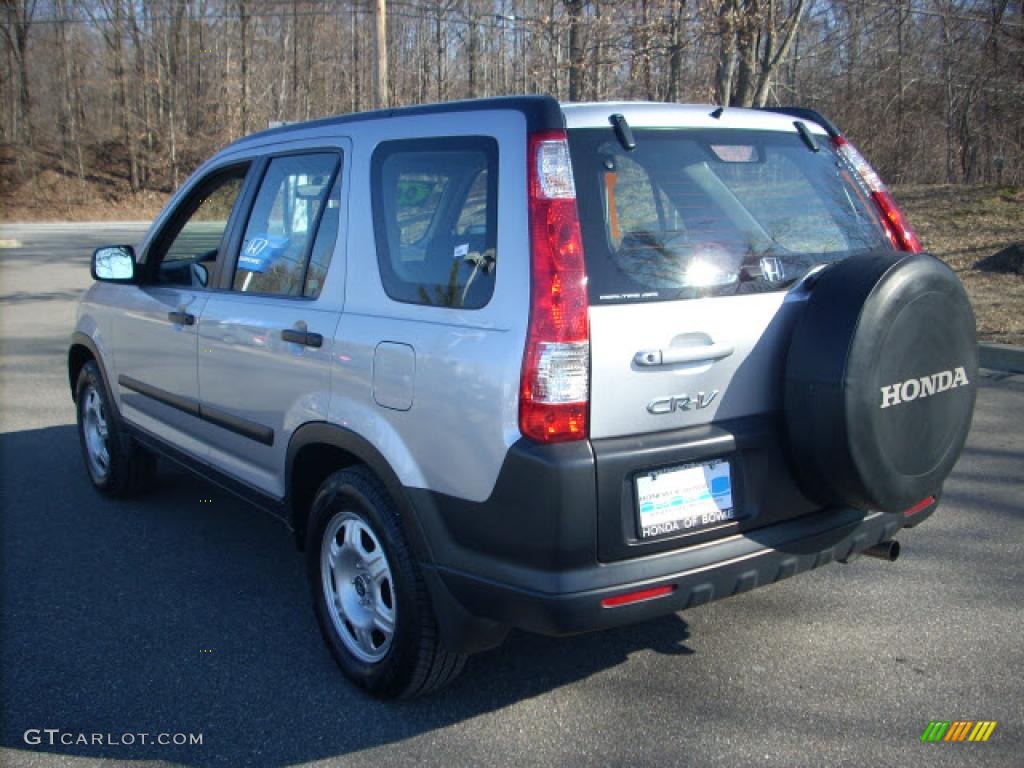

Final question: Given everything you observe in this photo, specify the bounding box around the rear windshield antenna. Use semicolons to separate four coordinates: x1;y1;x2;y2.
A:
609;114;637;151
710;107;724;119
794;120;820;152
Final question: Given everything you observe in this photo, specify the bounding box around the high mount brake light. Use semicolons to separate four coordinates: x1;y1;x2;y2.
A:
519;131;590;443
833;137;922;253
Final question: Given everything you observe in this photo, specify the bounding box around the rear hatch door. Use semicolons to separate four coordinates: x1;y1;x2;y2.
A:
565;111;891;559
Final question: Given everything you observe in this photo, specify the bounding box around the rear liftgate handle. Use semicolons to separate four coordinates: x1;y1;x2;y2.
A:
634;343;734;367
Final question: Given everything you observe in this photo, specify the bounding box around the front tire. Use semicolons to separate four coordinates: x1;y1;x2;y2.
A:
75;360;157;496
307;466;465;698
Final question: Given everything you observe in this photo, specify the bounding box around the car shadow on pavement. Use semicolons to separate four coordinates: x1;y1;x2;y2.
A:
1;425;695;767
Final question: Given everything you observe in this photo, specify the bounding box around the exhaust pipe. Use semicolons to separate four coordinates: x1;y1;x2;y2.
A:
861;539;900;562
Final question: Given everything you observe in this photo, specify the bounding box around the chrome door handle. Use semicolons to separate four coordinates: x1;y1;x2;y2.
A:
634;343;734;367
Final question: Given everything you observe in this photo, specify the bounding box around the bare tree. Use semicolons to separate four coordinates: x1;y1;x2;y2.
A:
238;0;251;132
53;0;84;186
667;0;689;103
564;0;586;101
710;0;808;107
1;0;38;140
2;0;1022;203
375;0;388;108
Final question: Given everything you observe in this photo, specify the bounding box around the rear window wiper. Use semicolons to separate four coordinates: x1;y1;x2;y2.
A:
794;121;820;153
609;114;637;151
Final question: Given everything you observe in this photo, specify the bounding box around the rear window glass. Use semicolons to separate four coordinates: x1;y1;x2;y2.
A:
371;137;498;309
567;128;889;303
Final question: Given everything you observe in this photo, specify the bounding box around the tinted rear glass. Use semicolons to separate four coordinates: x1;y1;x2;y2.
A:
567;128;889;303
371;137;498;309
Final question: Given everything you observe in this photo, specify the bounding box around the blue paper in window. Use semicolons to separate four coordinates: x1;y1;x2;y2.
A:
239;235;290;273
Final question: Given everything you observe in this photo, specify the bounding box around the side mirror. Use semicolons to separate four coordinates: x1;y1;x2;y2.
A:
91;245;138;283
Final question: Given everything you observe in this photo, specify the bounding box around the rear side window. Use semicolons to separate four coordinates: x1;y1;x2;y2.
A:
568;128;889;303
234;152;340;297
371;137;498;309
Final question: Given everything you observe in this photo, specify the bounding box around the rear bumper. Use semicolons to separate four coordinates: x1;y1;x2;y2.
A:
409;431;937;649
426;501;933;638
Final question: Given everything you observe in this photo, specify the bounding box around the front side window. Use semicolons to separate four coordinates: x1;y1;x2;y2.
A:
234;152;340;296
568;128;889;303
371;137;498;309
148;165;249;287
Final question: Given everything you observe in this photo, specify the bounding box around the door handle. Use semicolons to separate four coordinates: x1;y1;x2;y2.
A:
634;343;734;367
281;328;323;348
167;310;195;326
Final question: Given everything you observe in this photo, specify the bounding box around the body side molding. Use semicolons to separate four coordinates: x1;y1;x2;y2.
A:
118;374;274;446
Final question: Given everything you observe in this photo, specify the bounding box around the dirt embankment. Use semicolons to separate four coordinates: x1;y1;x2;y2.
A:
0;142;170;222
895;184;1024;345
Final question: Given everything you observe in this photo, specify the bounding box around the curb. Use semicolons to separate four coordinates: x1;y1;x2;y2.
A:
979;343;1024;374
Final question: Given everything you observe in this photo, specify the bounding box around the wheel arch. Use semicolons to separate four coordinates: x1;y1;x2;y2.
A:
69;332;120;417
286;422;434;564
288;421;509;655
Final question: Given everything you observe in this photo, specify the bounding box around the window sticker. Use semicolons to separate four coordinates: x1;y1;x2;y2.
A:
238;235;290;273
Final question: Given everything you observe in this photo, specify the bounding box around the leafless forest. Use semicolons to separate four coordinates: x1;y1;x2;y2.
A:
2;0;1023;206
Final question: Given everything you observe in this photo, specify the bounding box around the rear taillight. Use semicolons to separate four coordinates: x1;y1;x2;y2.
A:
832;136;921;253
519;131;590;443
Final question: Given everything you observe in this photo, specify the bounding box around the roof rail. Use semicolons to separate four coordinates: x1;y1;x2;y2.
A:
231;95;564;147
755;107;841;139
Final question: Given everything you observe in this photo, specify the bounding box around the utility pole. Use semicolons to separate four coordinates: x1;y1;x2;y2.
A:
564;0;584;102
374;0;388;108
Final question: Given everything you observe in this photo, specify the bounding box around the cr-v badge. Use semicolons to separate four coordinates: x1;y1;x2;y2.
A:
647;391;720;414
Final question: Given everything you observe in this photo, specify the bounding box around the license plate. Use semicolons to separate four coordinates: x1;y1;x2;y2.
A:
635;459;738;539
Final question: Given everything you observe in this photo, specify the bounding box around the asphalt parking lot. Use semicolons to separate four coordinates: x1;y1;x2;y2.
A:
2;223;1022;768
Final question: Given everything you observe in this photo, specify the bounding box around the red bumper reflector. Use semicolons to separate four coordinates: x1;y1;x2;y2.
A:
904;496;936;517
601;585;676;608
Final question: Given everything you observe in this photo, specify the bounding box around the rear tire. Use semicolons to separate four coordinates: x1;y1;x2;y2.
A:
307;466;466;698
75;360;157;497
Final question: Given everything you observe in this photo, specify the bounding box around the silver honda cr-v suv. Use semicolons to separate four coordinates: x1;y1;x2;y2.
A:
69;96;978;698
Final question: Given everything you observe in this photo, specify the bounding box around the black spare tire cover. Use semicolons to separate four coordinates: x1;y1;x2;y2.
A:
784;252;977;513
